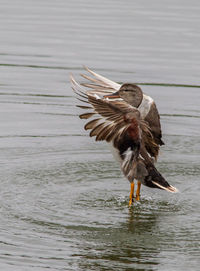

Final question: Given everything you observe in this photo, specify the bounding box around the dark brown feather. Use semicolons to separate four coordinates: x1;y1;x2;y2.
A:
76;105;92;109
90;122;108;137
79;112;96;119
84;118;101;130
144;102;164;146
96;123;115;141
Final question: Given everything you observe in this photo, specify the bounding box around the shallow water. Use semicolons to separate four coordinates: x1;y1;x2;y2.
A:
0;0;200;270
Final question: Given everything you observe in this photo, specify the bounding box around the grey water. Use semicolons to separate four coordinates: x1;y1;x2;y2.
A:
0;0;200;270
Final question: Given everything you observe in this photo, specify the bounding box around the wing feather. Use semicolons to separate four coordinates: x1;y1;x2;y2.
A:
79;113;96;119
83;66;121;90
90;122;109;137
84;118;101;130
81;83;114;91
105;122;127;142
95;122;115;141
76;105;93;109
79;66;121;96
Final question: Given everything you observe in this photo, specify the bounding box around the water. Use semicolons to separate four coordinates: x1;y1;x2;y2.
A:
0;0;200;270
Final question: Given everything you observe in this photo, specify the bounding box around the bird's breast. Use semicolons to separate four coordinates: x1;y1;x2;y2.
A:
127;118;140;141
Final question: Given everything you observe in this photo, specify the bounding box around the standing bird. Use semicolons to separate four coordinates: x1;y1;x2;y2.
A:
71;67;177;206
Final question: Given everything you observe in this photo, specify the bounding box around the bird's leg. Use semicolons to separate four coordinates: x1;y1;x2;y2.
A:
136;181;141;201
129;182;135;206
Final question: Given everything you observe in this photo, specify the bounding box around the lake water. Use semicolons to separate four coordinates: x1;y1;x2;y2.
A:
0;0;200;270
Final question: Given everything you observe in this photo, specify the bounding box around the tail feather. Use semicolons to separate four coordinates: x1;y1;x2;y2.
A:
142;163;178;193
152;181;178;193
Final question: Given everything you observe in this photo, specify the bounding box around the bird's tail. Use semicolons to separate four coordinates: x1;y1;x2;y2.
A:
152;181;178;193
143;163;178;193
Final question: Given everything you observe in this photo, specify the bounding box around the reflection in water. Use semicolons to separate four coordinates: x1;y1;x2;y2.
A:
72;193;193;271
126;207;157;233
75;207;161;270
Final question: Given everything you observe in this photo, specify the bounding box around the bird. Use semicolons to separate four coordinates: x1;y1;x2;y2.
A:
70;67;177;206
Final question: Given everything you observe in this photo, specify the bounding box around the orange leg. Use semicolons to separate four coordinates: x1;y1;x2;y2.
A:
136;181;141;201
129;182;134;206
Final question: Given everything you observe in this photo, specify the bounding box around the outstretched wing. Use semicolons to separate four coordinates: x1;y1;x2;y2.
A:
80;66;121;97
71;74;139;143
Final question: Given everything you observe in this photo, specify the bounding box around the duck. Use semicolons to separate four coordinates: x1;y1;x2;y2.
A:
70;67;177;206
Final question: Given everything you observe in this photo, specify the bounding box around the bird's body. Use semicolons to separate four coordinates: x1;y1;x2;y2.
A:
71;67;177;205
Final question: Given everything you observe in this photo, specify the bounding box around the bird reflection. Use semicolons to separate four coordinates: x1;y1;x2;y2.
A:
75;206;160;270
126;205;158;234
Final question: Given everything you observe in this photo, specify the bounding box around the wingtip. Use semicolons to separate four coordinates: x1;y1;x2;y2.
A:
69;73;75;83
83;65;90;72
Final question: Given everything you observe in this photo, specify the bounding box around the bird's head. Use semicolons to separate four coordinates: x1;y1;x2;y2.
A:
104;83;143;108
